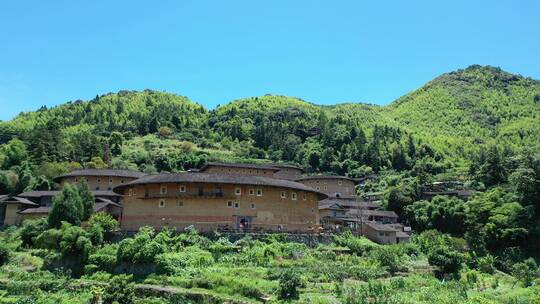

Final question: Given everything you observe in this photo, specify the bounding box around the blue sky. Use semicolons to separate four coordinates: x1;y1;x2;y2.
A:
1;0;539;121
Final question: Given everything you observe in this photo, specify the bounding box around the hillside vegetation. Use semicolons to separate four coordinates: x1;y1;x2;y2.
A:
1;65;540;303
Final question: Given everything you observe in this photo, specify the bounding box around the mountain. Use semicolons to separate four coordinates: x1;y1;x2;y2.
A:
0;65;539;178
387;65;540;156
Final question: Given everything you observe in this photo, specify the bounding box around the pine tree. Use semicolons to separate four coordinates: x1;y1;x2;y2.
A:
78;181;95;221
48;184;84;228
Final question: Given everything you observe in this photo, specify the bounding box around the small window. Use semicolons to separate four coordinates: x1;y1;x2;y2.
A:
256;189;263;196
379;232;384;236
159;200;166;208
177;201;184;207
96;187;100;190
109;178;113;185
315;186;320;190
291;192;297;200
250;203;256;209
97;177;101;183
249;188;255;195
234;202;240;208
338;180;343;185
75;178;78;182
324;185;327;190
227;201;233;208
133;188;137;196
235;187;241;196
160;186;167;195
128;189;133;196
303;193;307;200
121;180;125;184
281;191;286;198
179;185;186;193
107;187;112;191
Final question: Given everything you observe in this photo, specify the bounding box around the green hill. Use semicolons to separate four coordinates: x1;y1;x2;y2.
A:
386;65;540;156
0;65;539;178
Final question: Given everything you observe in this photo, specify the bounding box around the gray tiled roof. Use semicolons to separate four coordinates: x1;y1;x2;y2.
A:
113;172;328;198
320;198;380;209
19;190;120;198
0;196;39;206
351;209;399;218
54;169;146;182
295;175;357;183
18;206;51;214
365;222;399;232
200;162;280;172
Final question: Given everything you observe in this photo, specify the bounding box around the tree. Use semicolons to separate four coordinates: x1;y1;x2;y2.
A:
85;156;107;169
48;184;84;228
278;269;302;300
428;246;464;279
512;258;539;287
1;138;28;169
109;132;124;156
78;181;95;221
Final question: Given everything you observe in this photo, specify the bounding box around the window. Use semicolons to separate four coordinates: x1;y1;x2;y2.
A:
96;187;100;190
249;188;255;195
234;202;240;208
256;189;263;196
324;185;327;190
177;201;184;207
160;186;167;195
379;232;384;237
159;200;166;208
121;180;125;184
235;187;241;196
303;193;307;200
179;185;186;193
281;191;286;198
133;188;137;196
128;189;133;196
250;203;256;209
315;186;320;191
291;192;297;200
109;178;113;185
97;177;101;183
338;180;342;185
75;178;78;182
227;201;233;208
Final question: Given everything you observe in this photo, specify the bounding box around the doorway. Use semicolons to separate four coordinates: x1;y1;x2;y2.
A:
236;216;252;230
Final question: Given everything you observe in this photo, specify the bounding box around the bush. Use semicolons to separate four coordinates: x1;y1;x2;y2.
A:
278;269;303;300
19;218;48;247
370;246;406;274
103;274;135;304
117;227;165;265
334;231;379;256
0;243;10;266
156;246;214;274
48;184;84;228
428;246;464;279
512;258;539;287
88;212;119;233
87;244;118;273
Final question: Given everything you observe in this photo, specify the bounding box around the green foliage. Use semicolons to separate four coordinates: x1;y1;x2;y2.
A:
428;245;465;279
156;246;214;274
117;227;165;265
77;181;94;221
48;184;84;228
404;196;467;235
512;258;539;287
19;218;48;247
103;274;135;304
0;243;10;266
334;231;379;256
278;269;303;300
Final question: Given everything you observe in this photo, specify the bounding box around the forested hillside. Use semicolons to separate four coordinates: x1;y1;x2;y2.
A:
2;65;540;303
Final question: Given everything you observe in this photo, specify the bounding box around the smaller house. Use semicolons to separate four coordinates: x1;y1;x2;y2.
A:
0;196;39;226
362;222;410;244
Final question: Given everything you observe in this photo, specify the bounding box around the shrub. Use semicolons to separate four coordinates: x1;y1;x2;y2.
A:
156;246;214;274
103;274;135;304
48;184;84;228
512;258;539;287
117;226;165;265
477;254;496;274
371;246;406;274
278;269;303;300
88;244;118;273
88;212;119;233
19;218;48;247
428;246;464;279
0;243;10;266
334;231;379;256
